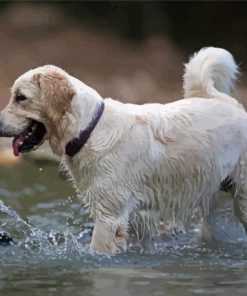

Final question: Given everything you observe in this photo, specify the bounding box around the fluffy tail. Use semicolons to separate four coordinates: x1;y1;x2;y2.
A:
183;47;239;98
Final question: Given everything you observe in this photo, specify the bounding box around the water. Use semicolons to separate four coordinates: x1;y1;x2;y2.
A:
0;201;32;229
1;156;247;295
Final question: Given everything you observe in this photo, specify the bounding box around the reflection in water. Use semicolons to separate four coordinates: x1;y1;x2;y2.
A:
0;159;247;296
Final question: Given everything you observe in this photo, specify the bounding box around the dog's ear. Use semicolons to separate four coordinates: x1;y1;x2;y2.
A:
33;67;75;128
34;67;75;104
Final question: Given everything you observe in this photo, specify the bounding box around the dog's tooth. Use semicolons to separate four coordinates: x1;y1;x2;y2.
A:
32;124;37;131
25;136;28;139
19;142;23;145
28;132;32;136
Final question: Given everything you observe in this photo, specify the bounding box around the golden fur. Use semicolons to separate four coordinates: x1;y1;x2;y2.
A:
1;48;247;254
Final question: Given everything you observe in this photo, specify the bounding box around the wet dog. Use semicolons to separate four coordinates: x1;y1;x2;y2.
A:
1;47;247;253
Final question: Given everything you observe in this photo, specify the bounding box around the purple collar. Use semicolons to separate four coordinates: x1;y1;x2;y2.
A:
65;101;105;157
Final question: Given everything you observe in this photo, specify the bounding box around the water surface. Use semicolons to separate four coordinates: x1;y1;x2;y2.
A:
0;156;247;296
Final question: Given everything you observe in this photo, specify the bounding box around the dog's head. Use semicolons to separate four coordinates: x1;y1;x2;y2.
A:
0;65;75;156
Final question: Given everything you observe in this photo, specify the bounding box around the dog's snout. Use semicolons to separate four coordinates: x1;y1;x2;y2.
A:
0;121;12;137
0;113;14;137
0;117;5;137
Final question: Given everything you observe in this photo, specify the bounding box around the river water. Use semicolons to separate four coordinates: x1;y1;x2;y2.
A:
0;157;247;296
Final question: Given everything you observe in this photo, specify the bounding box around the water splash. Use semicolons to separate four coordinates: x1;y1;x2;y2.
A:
0;199;91;259
0;199;32;228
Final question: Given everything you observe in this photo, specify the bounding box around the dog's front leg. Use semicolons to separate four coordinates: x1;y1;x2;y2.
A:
90;216;128;254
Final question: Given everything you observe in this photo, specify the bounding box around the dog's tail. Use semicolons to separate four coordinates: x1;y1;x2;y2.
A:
183;47;238;98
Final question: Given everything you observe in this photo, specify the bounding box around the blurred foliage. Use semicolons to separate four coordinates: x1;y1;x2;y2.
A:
54;2;247;64
0;1;246;67
0;0;247;69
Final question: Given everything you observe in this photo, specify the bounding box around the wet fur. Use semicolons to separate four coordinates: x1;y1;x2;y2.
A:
1;48;247;253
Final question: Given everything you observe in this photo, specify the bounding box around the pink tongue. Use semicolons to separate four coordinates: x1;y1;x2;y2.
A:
12;135;25;157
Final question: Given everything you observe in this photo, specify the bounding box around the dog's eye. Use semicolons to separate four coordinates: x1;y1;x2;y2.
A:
15;94;27;102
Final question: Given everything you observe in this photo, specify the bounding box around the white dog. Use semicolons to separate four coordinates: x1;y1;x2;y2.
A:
0;47;247;253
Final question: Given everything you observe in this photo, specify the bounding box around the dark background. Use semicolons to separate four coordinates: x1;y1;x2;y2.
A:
0;1;246;108
61;1;247;60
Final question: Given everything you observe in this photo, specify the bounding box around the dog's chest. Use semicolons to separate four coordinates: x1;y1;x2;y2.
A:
62;149;99;198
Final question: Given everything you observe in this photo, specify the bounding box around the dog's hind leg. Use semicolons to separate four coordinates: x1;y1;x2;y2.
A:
232;155;247;233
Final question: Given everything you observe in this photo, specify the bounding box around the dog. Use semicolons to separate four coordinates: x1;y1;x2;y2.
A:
0;47;247;254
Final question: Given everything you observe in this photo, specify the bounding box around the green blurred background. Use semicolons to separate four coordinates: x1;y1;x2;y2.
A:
0;1;246;108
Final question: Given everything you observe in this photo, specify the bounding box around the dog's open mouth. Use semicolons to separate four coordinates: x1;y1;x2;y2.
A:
12;120;47;157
